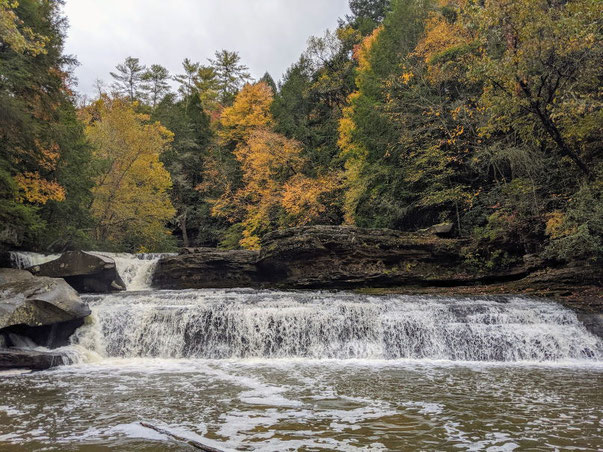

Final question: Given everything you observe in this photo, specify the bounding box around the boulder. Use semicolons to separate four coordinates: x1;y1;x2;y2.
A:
0;275;91;330
257;225;468;289
0;349;66;370
28;251;126;293
153;248;260;289
0;268;34;285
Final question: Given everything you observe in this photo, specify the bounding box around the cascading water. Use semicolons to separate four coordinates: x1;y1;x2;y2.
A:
88;252;176;291
8;251;61;269
71;290;602;362
3;264;602;450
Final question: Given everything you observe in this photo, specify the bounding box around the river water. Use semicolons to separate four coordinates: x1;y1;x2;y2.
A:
1;254;602;451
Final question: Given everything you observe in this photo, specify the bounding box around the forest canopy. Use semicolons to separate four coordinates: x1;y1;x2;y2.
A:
0;0;601;267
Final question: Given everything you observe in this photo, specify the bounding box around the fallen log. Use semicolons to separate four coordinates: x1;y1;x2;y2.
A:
139;422;224;452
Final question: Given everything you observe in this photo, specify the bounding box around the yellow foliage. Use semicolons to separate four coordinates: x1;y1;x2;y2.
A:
219;82;273;145
545;211;574;239
83;97;176;247
282;174;339;224
0;0;48;55
414;2;473;83
14;171;65;204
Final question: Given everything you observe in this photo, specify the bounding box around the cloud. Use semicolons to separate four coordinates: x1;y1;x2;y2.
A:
62;0;350;96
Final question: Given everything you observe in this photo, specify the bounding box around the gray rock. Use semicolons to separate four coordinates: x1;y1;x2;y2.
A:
153;248;260;289
0;276;91;330
257;225;465;289
0;268;34;285
29;251;126;293
0;349;66;370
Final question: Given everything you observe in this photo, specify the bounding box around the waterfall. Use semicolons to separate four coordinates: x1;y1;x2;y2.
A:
71;290;603;362
85;252;176;291
9;251;61;269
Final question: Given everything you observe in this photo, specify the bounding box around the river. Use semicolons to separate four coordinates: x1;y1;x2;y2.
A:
1;253;601;451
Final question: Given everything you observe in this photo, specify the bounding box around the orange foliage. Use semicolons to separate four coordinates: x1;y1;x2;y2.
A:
15;171;65;204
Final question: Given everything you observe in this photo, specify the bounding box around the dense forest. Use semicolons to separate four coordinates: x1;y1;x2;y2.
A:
1;0;601;271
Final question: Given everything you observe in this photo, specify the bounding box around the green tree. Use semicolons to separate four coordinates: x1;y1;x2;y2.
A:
110;56;147;102
0;0;94;250
209;50;251;105
142;64;171;107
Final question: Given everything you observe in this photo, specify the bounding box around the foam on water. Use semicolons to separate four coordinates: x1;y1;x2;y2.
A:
69;289;603;363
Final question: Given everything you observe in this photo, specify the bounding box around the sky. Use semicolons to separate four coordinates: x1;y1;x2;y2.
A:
62;0;351;97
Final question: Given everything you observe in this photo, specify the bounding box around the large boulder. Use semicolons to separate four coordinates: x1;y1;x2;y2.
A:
28;251;126;293
0;275;90;330
153;248;260;289
0;268;34;285
257;225;470;289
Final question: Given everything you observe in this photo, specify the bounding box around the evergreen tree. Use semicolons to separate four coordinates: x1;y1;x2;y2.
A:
209;50;251;105
142;64;171;107
110;56;147;102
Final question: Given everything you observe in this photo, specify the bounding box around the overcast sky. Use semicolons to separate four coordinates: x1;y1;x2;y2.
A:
63;0;350;97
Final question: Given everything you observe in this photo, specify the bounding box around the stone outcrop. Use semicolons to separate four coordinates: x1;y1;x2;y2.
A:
0;272;91;364
153;247;260;289
0;274;90;329
257;225;471;289
0;349;66;370
28;251;126;293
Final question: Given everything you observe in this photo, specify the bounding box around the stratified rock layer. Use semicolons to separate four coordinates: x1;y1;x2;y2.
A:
153;247;260;289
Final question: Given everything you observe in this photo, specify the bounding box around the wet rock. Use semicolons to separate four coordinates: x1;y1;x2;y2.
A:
0;349;66;370
153;248;260;289
29;251;126;293
0;275;90;330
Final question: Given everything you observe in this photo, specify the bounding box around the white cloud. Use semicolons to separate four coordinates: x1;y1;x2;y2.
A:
62;0;350;96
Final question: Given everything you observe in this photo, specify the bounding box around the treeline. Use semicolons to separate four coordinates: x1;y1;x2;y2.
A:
1;0;601;269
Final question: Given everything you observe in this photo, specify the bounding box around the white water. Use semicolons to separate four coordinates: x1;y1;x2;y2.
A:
9;251;60;269
70;290;602;362
3;257;603;450
89;252;175;291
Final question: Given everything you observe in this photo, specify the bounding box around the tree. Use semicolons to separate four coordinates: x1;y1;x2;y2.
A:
142;64;171;107
174;58;200;99
0;0;47;54
110;56;147;102
219;82;273;147
82;97;175;251
1;0;94;250
338;0;430;227
466;0;601;179
346;0;391;33
195;65;221;114
259;72;277;93
209;50;251;105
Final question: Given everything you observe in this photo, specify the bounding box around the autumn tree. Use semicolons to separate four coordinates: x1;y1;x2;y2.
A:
83;97;175;251
0;0;94;250
211;82;337;249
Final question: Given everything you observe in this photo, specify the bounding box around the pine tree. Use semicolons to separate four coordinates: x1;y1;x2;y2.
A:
110;56;147;102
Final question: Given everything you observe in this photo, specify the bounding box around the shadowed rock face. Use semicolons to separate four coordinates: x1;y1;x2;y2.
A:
0;349;66;370
153;248;260;289
28;251;126;293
